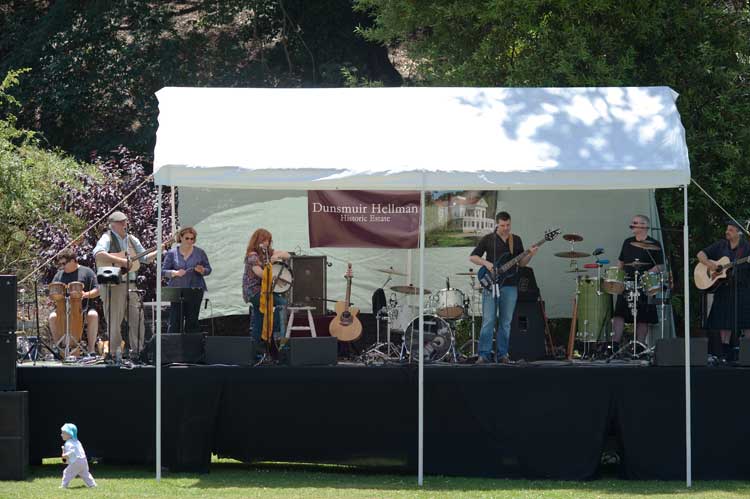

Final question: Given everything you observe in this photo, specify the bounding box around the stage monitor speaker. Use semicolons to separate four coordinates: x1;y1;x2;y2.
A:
290;256;327;316
287;337;337;366
0;275;16;332
144;333;204;365
509;301;546;361
0;334;15;391
0;391;28;480
205;336;256;365
654;338;708;366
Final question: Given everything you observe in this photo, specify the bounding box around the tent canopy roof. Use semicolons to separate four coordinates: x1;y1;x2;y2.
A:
153;86;690;190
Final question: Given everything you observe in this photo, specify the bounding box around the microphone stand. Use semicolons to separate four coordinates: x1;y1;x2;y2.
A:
122;227;130;364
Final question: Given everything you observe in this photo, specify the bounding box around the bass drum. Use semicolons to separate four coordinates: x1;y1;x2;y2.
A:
271;261;294;293
404;314;454;362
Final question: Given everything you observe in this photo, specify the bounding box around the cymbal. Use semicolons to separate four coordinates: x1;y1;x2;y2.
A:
455;271;477;276
562;233;583;242
391;285;431;295
554;251;591;259
566;269;590;273
624;261;651;268
630;241;661;251
376;267;406;276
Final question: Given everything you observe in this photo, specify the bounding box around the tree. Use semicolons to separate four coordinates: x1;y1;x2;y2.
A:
356;0;750;328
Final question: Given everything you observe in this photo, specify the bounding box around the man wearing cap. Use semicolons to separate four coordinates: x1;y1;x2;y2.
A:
697;220;750;361
93;211;160;358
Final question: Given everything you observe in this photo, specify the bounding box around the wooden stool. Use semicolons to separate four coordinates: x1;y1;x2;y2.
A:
285;306;317;338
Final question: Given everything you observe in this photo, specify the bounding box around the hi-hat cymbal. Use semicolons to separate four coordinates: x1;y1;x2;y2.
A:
630;241;661;251
563;233;584;242
624;261;651;268
391;285;431;295
455;270;477;276
376;267;406;276
554;251;591;259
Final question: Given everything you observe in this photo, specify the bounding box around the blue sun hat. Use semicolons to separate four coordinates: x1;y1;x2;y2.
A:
61;423;78;440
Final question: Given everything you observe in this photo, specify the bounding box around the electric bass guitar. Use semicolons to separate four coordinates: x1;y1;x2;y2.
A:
477;228;561;291
693;255;750;291
329;263;363;342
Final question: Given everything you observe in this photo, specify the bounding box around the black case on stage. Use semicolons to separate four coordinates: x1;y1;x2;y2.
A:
205;336;256;365
287;337;337;366
143;333;204;364
654;338;708;366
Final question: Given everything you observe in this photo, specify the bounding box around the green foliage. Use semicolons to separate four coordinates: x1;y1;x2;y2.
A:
0;69;95;276
0;1;401;157
356;0;750;327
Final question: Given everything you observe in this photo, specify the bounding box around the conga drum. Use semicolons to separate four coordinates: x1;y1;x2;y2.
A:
48;282;67;341
67;281;84;344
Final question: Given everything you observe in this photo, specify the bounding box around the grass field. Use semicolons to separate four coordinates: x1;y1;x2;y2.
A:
0;460;748;499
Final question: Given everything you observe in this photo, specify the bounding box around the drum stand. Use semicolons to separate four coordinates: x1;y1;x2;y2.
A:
618;269;648;359
363;307;400;362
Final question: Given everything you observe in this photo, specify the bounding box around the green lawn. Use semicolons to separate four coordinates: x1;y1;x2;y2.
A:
0;460;748;499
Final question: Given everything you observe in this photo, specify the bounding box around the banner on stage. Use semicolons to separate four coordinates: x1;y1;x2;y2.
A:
308;190;420;248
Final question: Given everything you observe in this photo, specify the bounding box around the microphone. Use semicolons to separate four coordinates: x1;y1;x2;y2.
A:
446;277;450;289
592;248;604;256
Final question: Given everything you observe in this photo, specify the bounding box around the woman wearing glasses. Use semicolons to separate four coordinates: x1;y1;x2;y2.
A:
163;227;212;334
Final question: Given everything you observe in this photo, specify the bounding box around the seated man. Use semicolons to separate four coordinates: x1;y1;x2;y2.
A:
49;248;100;356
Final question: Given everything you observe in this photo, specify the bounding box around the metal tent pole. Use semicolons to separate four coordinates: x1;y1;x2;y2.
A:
418;187;425;487
156;185;163;482
683;184;692;487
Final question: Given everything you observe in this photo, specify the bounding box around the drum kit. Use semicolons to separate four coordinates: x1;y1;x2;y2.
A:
560;234;670;360
364;267;481;363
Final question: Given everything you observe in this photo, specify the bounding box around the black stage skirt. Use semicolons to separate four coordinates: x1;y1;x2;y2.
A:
614;293;658;324
705;283;750;330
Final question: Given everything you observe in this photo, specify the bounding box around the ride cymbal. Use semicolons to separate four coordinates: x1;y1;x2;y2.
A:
376;267;407;276
554;251;591;258
630;241;661;251
562;233;584;242
391;285;432;295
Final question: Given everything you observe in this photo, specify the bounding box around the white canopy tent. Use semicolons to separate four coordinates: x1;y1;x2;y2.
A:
153;86;692;485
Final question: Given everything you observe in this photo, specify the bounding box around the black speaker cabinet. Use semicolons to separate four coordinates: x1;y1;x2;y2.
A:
509;301;546;361
0;333;15;391
290;256;327;316
0;275;16;332
654;338;708;366
205;336;256;365
287;337;337;366
0;391;28;480
144;333;204;364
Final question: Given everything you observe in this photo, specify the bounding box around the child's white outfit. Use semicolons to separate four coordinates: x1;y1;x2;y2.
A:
60;424;96;488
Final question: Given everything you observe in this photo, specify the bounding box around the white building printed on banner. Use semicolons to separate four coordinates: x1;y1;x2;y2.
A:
435;196;495;234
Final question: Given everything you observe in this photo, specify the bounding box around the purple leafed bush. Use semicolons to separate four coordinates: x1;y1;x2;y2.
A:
32;146;174;302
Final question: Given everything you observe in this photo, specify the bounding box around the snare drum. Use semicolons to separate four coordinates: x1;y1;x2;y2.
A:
430;288;465;320
641;272;663;296
603;267;625;295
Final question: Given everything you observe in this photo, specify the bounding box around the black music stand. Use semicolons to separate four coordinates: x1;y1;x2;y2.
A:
162;287;203;334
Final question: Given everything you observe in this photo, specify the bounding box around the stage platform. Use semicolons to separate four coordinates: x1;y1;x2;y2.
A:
16;362;750;480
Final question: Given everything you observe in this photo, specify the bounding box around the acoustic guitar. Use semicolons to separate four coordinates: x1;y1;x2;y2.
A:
694;255;750;291
329;263;362;342
95;234;174;274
